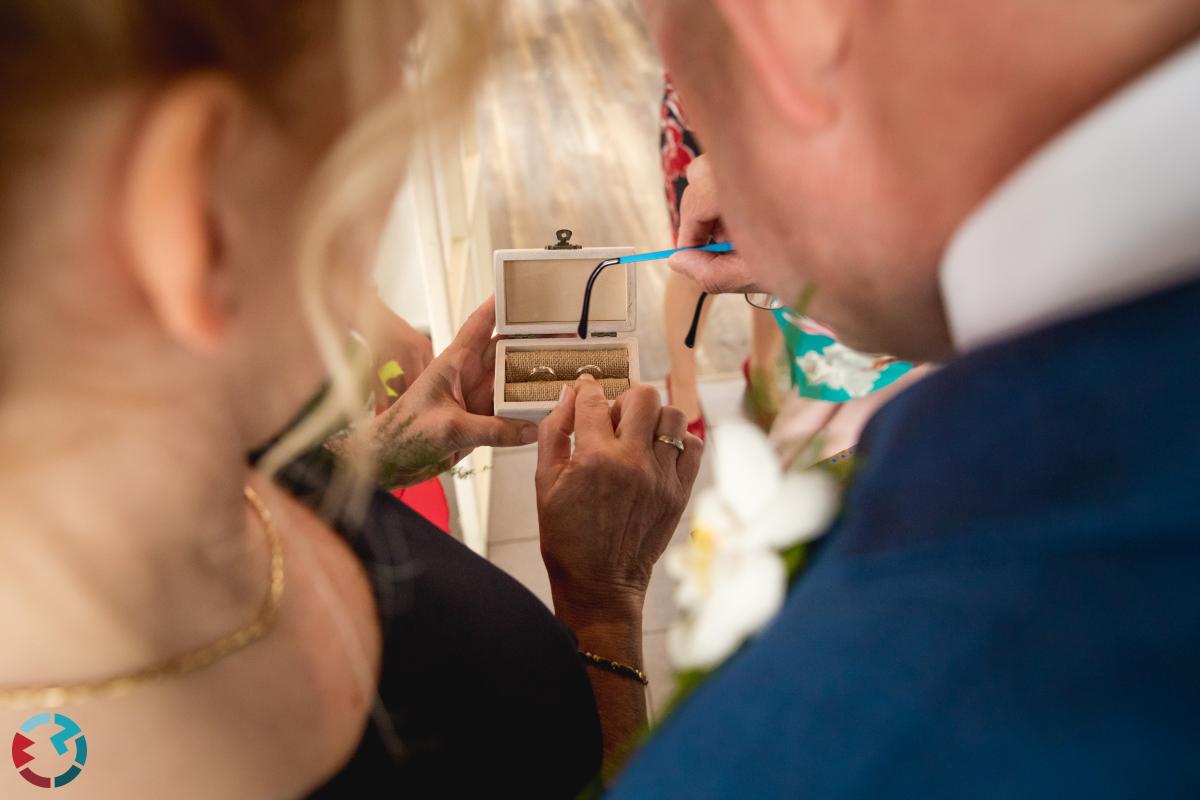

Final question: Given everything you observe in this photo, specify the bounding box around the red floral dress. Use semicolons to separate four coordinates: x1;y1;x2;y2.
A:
659;77;702;244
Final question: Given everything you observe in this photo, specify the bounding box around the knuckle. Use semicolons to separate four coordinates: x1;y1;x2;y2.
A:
614;453;651;486
630;384;660;407
575;447;662;491
572;449;610;475
659;405;687;428
678;185;695;212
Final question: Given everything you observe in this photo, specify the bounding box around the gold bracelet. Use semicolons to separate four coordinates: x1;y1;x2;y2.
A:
578;650;648;685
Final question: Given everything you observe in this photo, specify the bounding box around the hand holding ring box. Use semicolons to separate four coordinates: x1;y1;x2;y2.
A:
493;230;640;422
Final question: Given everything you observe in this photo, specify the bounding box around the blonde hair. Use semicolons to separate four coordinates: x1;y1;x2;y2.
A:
258;0;494;481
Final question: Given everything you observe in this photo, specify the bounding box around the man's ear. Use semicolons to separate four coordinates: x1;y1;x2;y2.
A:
711;0;848;129
120;75;240;354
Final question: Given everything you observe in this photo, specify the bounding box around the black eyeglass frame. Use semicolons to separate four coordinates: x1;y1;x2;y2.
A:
577;257;712;351
578;260;782;350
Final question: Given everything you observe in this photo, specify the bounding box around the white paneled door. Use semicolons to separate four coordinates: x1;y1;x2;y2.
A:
374;90;494;554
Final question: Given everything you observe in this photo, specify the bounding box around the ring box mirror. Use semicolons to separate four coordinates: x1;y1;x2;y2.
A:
494;231;639;421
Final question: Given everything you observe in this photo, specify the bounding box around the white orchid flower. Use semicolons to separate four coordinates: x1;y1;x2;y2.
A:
796;342;884;398
667;546;786;671
666;422;837;671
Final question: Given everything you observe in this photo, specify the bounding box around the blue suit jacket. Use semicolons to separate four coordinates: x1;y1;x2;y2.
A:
613;278;1200;798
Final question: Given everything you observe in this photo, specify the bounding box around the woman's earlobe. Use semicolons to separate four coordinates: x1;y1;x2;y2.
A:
119;75;241;354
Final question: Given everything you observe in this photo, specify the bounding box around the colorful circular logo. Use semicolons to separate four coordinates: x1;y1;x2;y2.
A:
11;714;87;789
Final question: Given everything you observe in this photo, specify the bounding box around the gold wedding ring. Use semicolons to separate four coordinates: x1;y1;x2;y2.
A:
575;364;605;379
527;365;558;381
654;434;685;453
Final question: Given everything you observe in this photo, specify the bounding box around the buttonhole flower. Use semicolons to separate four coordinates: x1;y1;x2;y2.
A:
665;422;837;672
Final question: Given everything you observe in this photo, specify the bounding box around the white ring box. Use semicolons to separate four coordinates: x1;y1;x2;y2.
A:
494;232;639;422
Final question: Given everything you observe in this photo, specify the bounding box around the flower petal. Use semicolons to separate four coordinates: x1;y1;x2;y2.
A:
712;422;782;522
665;544;707;611
691;489;738;539
667;553;787;671
743;470;839;548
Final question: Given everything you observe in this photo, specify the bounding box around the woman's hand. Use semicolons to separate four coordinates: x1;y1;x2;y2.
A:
669;154;762;295
536;376;702;773
361;297;537;487
536;376;703;620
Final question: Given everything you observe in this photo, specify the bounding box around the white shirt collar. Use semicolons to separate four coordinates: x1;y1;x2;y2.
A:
940;37;1200;354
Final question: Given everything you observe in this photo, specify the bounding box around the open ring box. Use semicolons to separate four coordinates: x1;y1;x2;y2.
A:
494;231;640;422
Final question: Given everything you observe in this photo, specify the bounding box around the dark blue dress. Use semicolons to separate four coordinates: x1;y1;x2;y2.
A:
270;448;601;798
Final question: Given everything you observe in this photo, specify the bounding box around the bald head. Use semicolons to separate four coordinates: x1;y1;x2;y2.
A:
642;0;1200;360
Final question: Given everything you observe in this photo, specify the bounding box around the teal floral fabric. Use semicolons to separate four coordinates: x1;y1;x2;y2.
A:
772;309;915;402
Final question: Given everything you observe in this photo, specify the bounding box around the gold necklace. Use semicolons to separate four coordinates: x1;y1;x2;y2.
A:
0;485;285;710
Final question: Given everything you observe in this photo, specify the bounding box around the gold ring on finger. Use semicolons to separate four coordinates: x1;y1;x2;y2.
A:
654;434;685;453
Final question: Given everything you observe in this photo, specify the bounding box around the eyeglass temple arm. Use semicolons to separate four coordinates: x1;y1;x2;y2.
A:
684;293;707;349
577;258;621;340
577;242;736;340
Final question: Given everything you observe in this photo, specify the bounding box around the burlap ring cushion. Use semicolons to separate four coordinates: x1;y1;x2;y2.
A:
505;349;629;382
504;348;631;402
505;378;630;402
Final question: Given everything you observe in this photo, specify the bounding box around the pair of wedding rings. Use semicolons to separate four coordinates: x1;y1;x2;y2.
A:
526;364;604;381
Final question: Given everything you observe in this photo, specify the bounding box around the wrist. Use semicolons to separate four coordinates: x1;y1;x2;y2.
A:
551;584;644;661
549;578;644;625
368;403;450;488
567;616;644;669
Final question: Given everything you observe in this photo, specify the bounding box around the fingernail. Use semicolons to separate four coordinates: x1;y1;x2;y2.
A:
558;384;568;402
576;373;596;384
521;425;538;444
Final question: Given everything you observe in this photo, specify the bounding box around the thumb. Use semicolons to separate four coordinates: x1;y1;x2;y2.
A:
454;411;539;449
668;250;720;290
453;295;498;350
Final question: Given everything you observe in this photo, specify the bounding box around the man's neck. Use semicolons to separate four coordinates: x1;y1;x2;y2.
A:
940;34;1200;354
